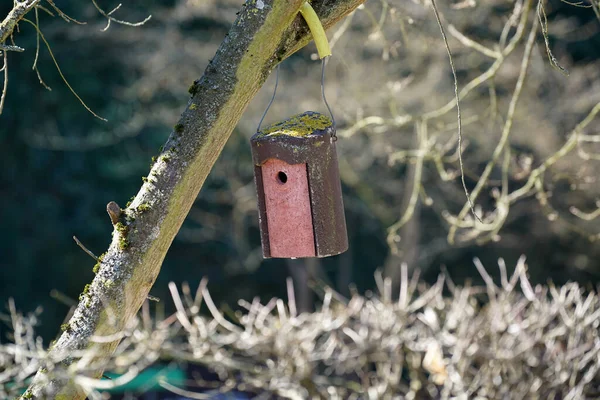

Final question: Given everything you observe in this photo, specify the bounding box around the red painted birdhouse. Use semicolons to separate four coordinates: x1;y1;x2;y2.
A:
250;111;348;259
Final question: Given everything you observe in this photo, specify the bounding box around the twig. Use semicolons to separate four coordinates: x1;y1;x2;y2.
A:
32;7;51;91
430;0;482;224
447;12;539;244
447;24;500;59
387;121;427;254
0;44;24;52
46;0;86;24
0;50;7;115
159;380;212;399
90;0;151;31
72;236;99;261
22;18;107;121
538;0;569;75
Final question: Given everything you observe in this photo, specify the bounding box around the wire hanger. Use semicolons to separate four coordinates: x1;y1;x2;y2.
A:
257;2;336;138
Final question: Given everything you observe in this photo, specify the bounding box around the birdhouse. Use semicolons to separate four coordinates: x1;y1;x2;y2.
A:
250;111;348;259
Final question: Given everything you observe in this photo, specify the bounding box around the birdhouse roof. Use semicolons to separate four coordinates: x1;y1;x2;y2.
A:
257;111;332;138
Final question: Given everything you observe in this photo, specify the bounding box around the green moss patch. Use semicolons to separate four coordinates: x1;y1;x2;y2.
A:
258;112;332;138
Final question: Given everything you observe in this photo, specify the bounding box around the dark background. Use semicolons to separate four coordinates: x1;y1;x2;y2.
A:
1;0;600;344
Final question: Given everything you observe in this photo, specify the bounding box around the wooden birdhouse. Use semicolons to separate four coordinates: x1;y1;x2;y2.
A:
250;111;348;259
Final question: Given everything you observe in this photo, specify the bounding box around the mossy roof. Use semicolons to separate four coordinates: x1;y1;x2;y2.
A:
258;112;332;138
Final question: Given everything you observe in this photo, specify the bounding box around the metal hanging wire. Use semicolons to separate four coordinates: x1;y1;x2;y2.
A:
256;64;280;133
257;2;336;137
256;58;336;139
321;56;336;139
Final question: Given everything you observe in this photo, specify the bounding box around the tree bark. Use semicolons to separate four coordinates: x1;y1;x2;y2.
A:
23;0;365;398
0;0;41;45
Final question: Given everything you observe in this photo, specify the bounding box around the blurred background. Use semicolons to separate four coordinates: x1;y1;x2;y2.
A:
1;0;599;356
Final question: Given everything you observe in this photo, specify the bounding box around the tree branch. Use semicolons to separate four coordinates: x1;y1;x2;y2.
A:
23;0;365;398
0;0;41;45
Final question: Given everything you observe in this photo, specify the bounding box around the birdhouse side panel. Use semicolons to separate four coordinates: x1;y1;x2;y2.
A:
260;159;316;258
253;165;271;257
307;143;349;257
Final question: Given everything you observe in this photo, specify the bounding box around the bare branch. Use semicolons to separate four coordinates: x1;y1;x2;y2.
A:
430;0;482;223
447;9;539;243
0;0;42;44
72;236;99;261
0;50;7;115
21;1;366;398
22;18;107;121
90;0;151;31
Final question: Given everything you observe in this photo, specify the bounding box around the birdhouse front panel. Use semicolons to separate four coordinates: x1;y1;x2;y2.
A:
260;158;316;258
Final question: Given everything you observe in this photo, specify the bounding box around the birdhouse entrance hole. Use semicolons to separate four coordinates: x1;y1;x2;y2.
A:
277;171;288;184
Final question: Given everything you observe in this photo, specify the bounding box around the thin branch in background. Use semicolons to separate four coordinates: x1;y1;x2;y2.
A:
343;0;577;247
35;4;55;18
50;289;77;307
570;201;600;221
538;0;569;75
0;50;7;115
181;282;195;309
387;121;426;254
159;380;212;399
329;8;355;51
360;1;393;60
590;0;600;21
500;0;525;48
559;0;592;8
201;286;241;333
90;0;151;32
22;18;107;121
32;7;51;91
424;0;532;120
343;2;540;246
447;24;500;59
430;0;482;224
192;276;208;314
447;12;539;244
286;277;297;318
72;236;99;261
45;0;86;24
0;44;24;52
168;282;194;332
0;0;148;121
508;102;600;202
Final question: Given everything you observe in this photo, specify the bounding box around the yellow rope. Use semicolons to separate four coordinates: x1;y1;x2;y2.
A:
299;2;331;59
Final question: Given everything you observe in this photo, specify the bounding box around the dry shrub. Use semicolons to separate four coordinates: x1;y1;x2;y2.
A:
4;257;600;399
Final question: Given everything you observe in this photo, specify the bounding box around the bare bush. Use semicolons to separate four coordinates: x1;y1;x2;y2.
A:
3;257;600;399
